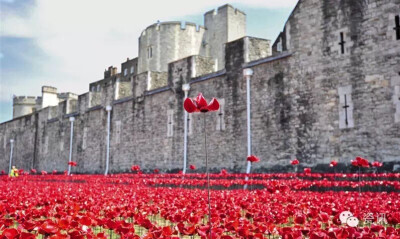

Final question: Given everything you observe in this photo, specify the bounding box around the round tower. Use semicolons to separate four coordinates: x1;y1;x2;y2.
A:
137;21;206;74
12;96;38;118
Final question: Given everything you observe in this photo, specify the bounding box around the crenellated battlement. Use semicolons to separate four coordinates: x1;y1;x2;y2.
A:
141;21;205;36
13;96;40;105
42;86;57;94
58;92;78;101
204;4;246;18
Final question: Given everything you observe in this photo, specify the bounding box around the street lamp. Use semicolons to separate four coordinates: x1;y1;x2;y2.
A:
182;83;190;174
243;68;253;179
68;117;75;175
8;139;14;175
104;105;112;176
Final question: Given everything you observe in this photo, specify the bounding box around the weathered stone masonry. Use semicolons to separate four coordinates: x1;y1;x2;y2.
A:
1;1;400;173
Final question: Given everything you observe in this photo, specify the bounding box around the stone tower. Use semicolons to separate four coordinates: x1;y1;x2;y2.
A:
204;4;246;70
12;96;41;119
137;22;206;74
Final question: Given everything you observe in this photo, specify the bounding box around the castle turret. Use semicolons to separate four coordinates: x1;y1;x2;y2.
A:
204;4;246;70
41;86;59;108
12;96;40;118
137;21;206;74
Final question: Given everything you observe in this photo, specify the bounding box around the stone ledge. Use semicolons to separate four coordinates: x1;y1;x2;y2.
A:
113;96;134;105
86;105;103;112
190;69;226;84
242;52;292;68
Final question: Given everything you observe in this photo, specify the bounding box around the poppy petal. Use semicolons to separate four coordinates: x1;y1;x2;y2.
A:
195;93;208;109
207;98;220;112
184;98;197;113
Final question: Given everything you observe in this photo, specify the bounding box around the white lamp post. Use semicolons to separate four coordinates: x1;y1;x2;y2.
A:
243;68;253;179
182;83;190;174
68;117;75;176
104;105;112;176
8;139;14;175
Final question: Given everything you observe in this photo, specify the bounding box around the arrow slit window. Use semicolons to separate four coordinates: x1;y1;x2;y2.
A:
394;85;400;123
167;110;174;137
338;85;354;129
115;121;122;144
82;127;88;150
216;98;225;131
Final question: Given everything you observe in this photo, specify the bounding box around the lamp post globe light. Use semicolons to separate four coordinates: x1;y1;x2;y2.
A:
68;117;75;175
8;139;14;175
182;83;190;174
243;68;253;187
105;106;112;176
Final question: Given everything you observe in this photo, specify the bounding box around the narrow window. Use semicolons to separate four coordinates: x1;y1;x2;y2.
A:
394;15;400;40
60;132;64;151
130;66;134;74
216;98;225;131
339;32;345;54
124;68;128;76
82;127;88;150
167;110;174;137
394;85;400;123
148;46;153;58
338;85;354;129
115;121;122;144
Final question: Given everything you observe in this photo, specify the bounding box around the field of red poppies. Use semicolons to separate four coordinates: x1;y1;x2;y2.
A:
1;171;400;239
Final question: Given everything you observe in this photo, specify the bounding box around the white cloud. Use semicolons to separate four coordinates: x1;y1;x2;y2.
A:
1;0;297;98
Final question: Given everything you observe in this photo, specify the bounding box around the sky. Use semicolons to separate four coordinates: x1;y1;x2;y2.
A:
0;0;298;123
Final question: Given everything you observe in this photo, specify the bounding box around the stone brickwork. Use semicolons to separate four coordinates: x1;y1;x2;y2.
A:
1;1;400;174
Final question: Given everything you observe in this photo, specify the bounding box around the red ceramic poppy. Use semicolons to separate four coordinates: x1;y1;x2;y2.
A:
329;160;338;167
189;165;196;170
131;165;140;172
183;93;219;113
304;168;311;174
1;228;19;239
372;161;383;167
351;156;369;168
247;155;260;163
291;159;299;165
68;161;77;167
294;214;306;224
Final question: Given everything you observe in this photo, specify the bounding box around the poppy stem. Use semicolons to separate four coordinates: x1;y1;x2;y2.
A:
358;166;361;213
203;113;212;239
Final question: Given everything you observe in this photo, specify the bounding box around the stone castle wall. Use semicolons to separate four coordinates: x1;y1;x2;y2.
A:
1;0;399;174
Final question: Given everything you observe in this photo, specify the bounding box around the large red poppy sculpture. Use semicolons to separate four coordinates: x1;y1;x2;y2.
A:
184;92;219;238
184;93;219;113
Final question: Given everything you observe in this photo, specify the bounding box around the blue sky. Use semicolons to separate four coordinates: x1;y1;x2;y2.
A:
0;0;297;123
